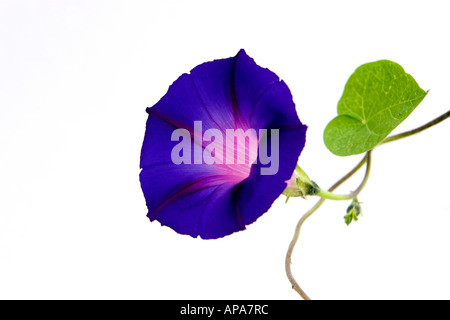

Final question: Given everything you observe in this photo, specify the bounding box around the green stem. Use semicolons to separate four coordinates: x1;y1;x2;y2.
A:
380;110;450;146
316;151;372;201
353;150;372;196
316;189;354;201
286;110;448;300
285;153;370;300
285;198;325;300
328;155;368;190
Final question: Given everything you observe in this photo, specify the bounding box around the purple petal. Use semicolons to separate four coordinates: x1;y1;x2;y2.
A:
235;127;307;227
140;50;307;239
140;165;236;237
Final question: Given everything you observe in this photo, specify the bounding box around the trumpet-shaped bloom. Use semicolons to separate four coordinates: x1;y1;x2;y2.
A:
140;49;307;239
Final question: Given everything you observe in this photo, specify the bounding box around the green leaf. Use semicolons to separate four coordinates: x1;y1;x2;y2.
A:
324;60;428;156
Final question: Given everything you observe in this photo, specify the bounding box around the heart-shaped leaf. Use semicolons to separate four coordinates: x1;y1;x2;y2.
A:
324;60;427;156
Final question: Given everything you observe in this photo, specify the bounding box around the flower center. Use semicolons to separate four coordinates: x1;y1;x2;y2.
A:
212;128;259;183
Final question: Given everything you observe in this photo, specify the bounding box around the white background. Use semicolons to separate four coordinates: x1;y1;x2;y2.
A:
1;0;449;300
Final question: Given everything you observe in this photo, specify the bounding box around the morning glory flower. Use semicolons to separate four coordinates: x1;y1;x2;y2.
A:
140;49;307;239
